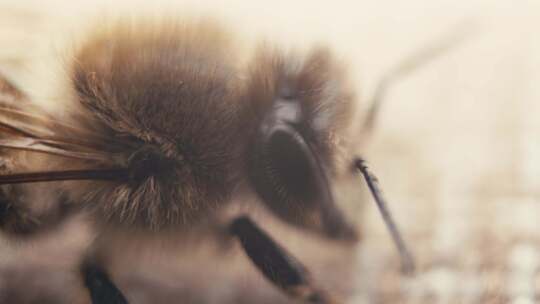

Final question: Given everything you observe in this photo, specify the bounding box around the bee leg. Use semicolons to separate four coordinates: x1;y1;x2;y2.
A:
81;258;129;304
230;215;340;304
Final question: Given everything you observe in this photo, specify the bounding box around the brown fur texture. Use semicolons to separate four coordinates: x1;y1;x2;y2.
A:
0;17;363;303
242;46;355;172
61;19;246;230
1;18;358;234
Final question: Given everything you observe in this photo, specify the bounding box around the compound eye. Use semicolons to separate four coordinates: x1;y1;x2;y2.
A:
266;126;316;203
249;123;356;241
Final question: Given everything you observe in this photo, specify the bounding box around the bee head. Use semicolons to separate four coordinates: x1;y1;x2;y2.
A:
244;47;357;241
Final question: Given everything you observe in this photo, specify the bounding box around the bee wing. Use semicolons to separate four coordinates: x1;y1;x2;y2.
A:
0;72;27;105
0;106;114;162
0;108;55;138
0;133;127;185
0;70;121;157
0;74;127;185
0;131;128;185
0;137;111;161
0;123;128;185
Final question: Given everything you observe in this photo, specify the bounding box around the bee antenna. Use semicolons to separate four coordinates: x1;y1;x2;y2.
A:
364;20;476;132
354;157;415;275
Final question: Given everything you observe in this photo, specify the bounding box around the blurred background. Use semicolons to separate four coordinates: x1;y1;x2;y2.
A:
0;0;539;303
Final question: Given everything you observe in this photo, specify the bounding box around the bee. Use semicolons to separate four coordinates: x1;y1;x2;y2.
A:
0;16;419;304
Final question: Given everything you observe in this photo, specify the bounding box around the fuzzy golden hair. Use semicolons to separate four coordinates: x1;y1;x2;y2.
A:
243;46;355;172
57;19;247;231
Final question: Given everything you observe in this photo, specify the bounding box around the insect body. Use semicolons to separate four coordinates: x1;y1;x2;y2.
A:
0;17;414;303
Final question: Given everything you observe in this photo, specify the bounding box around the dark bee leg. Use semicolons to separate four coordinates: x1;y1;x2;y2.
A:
230;216;340;304
353;158;415;274
81;259;128;304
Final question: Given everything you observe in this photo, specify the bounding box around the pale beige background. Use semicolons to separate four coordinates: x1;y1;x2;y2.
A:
0;1;539;303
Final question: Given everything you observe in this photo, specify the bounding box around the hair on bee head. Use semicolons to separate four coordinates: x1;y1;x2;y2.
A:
243;46;355;152
241;45;358;240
